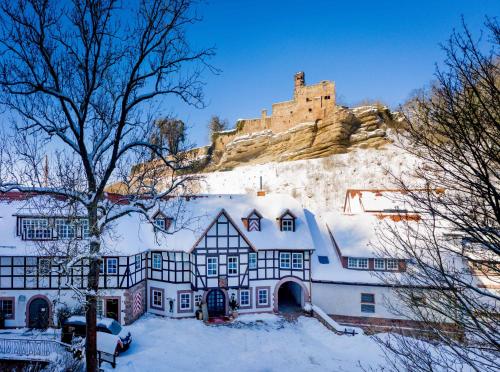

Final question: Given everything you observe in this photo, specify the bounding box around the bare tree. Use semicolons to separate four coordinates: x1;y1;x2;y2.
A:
374;19;500;372
0;0;214;370
151;117;186;157
208;114;228;139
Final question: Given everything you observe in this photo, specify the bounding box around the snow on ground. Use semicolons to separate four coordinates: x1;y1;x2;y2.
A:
199;146;420;217
105;313;385;372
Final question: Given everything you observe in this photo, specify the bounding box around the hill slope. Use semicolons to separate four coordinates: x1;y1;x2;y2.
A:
196;145;418;216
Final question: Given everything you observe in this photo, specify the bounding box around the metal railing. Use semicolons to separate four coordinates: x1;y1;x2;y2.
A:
0;338;68;361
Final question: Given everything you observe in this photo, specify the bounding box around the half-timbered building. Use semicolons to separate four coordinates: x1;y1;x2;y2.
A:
0;192;313;327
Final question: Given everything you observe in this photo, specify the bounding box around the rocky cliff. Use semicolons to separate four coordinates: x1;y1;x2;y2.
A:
191;104;403;172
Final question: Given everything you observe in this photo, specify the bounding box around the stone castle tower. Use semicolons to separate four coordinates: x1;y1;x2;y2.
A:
236;72;336;135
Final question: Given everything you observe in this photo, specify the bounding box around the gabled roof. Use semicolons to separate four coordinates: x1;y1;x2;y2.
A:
0;193;314;256
277;209;297;220
245;209;263;219
189;209;256;253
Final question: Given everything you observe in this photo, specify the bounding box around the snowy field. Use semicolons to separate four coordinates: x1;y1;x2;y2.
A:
104;313;385;372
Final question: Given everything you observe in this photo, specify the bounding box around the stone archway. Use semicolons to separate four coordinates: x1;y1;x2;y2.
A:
26;295;52;329
273;277;310;313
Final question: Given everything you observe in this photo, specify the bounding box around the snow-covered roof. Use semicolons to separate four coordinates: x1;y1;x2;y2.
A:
115;194;313;252
0;193;314;256
324;212;381;258
306;211;388;284
343;189;420;215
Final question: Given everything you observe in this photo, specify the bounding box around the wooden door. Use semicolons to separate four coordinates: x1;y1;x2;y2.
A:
207;289;225;317
28;298;49;329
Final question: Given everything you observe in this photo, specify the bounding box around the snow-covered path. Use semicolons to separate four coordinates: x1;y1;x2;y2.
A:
106;313;385;372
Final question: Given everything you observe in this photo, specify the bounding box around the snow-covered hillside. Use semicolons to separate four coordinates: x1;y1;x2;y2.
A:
197;145;419;217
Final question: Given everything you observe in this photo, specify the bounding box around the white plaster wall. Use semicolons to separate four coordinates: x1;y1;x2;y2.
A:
0;288;129;328
311;283;406;319
0;289;80;328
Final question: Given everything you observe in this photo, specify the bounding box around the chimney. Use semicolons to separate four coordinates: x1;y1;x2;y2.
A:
257;176;266;196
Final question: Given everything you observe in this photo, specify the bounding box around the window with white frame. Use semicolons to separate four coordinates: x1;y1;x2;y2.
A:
386;259;399;271
22;218;51;240
106;258;117;274
180;293;191;310
0;299;14;318
152;289;163;309
152;253;162;270
96;299;104;317
374;258;385;270
292;253;303;269
207;257;218;277
257;288;269;306
361;293;375;313
99;261;104;274
347;257;369;269
280;252;291;269
135;254;141;270
240;290;250;307
228;256;238;275
55;219;76;239
281;218;294;232
38;258;51;275
249;253;257;269
81;219;90;239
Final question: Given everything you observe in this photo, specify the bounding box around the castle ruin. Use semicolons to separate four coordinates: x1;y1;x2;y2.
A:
236;72;336;135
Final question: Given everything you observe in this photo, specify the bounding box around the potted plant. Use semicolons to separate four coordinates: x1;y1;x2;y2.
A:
229;293;239;318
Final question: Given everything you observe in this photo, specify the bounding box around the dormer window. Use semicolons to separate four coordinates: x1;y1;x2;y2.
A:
153;212;172;231
242;210;262;232
278;210;296;232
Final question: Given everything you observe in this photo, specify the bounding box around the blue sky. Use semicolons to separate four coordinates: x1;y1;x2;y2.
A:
163;0;499;146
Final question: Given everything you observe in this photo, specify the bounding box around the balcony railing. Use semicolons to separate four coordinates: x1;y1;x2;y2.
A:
0;337;69;361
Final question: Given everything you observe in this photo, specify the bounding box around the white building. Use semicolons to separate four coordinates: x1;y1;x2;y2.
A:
0;189;471;332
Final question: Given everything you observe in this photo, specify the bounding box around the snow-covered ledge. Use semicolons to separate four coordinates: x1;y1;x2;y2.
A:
311;305;364;336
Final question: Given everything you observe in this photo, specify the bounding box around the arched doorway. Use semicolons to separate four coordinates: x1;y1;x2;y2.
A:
206;289;226;317
27;296;50;329
278;282;303;312
274;277;310;313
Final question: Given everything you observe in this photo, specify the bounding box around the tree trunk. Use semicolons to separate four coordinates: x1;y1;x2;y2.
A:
86;206;100;372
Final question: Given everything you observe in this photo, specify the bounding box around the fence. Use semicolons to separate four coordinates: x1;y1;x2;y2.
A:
0;337;68;361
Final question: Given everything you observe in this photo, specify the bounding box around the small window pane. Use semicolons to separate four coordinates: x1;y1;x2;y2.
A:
207;257;218;277
374;259;385;270
228;257;238;275
180;293;191;310
280;253;291;269
240;290;250;306
386;259;399;271
258;289;268;305
249;253;257;269
292;253;303;269
361;304;375;313
153;253;162;270
361;293;375;303
107;258;117;274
